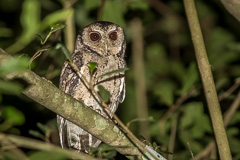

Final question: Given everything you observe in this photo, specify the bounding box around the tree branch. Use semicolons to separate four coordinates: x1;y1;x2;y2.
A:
183;1;232;160
0;49;142;160
0;133;103;160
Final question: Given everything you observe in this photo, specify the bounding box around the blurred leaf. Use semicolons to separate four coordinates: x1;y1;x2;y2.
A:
0;27;13;37
2;106;25;126
128;0;149;10
228;137;240;155
102;0;126;27
227;127;239;137
127;116;154;127
180;102;212;138
29;151;68;160
0;80;23;95
153;81;176;106
228;112;240;126
37;122;48;134
170;61;186;83
88;62;97;76
40;8;73;30
0;55;29;76
90;143;117;159
55;43;72;62
139;135;146;141
29;130;45;140
50;23;65;33
96;68;128;80
178;62;199;95
35;34;44;42
6;0;41;53
84;0;100;10
99;144;117;159
207;27;234;54
97;85;110;103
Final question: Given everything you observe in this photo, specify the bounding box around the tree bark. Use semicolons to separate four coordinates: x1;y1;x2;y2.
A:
0;49;142;160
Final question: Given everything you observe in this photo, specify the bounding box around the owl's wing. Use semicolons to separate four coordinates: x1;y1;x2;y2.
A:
58;60;102;153
118;77;126;103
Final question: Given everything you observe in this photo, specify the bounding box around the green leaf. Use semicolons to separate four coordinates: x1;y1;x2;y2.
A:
6;0;41;53
2;106;25;126
50;23;65;33
55;43;72;62
98;85;110;103
178;62;199;95
29;130;45;140
0;80;24;95
37;122;48;134
40;8;73;30
101;0;126;27
180;102;212;138
35;34;44;42
84;0;100;10
139;135;146;141
153;81;176;106
127;117;154;127
88;62;97;76
152;142;158;149
29;151;68;160
0;55;29;76
128;0;149;10
96;68;129;80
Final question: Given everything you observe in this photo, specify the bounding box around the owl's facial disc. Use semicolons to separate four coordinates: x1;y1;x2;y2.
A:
81;22;125;56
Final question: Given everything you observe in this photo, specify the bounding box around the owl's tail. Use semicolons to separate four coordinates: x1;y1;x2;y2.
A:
57;115;101;153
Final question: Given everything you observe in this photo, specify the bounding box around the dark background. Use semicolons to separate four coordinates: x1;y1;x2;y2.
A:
1;0;240;159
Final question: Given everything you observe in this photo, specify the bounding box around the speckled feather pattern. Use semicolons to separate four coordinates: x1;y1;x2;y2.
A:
57;21;126;153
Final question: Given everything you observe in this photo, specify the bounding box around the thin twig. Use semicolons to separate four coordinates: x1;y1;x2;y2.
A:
159;87;196;135
219;78;240;101
187;142;195;159
168;114;178;160
68;60;159;160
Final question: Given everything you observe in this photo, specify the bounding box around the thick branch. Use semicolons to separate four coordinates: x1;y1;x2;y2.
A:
183;1;232;160
0;49;141;160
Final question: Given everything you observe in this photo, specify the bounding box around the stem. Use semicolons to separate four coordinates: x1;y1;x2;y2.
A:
183;0;232;160
63;0;76;53
0;133;102;160
131;18;150;140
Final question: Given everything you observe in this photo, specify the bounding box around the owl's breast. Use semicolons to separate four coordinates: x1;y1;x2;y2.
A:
72;54;125;117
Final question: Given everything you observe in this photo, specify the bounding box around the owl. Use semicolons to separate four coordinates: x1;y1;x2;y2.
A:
57;21;126;153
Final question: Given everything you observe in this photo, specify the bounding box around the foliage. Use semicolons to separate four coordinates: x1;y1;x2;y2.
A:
1;0;240;160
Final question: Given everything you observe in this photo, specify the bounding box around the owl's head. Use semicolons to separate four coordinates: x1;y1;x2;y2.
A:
77;21;126;57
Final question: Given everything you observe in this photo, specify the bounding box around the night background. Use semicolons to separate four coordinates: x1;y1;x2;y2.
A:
0;0;240;159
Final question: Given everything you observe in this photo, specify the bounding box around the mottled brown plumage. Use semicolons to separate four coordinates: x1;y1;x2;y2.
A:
57;21;126;153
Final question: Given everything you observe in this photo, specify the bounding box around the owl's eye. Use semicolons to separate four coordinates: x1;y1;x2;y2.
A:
109;31;118;40
90;32;100;41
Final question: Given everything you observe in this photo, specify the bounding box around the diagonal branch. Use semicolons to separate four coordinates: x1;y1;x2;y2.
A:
0;49;141;160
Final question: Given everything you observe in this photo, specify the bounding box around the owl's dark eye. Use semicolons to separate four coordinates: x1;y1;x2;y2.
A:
90;32;100;41
109;31;118;40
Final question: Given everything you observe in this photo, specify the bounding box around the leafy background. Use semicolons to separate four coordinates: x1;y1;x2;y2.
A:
1;0;240;159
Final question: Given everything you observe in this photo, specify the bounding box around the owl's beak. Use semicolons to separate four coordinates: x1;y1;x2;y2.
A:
104;43;108;54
